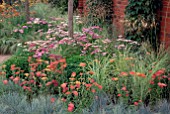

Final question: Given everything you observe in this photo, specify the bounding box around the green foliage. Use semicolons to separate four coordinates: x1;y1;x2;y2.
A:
31;3;67;20
125;0;162;49
87;42;170;105
85;0;113;26
48;0;78;13
3;55;29;78
0;16;26;54
65;55;87;78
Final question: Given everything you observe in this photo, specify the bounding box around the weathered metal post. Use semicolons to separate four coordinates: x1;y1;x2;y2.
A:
68;0;74;38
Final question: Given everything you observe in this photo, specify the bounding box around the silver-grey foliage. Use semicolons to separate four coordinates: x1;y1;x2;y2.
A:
82;92;170;114
0;92;67;114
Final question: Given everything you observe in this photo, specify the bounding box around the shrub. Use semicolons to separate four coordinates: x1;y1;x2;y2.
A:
65;55;87;77
48;0;78;13
3;55;29;79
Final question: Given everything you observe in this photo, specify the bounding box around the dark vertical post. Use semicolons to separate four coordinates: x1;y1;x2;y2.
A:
68;0;74;38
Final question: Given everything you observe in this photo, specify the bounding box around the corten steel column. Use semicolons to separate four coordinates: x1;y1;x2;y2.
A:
25;0;30;21
68;0;73;38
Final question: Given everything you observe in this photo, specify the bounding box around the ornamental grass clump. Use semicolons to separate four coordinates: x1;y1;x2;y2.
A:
87;42;170;106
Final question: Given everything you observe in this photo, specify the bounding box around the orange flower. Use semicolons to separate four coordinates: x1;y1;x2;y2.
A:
13;77;20;84
61;98;66;102
94;59;99;63
62;88;68;93
68;102;75;112
3;80;8;85
59;58;66;63
15;71;20;75
36;71;41;77
121;86;127;91
91;89;96;93
36;59;43;63
112;77;119;81
120;72;128;76
72;91;78;96
62;63;67;68
24;73;29;77
68;102;74;108
134;102;138;106
10;76;14;80
71;72;76;77
65;91;71;95
69;78;75;81
50;97;56;103
41;77;48;81
79;62;86;67
89;78;95;83
109;59;115;63
75;81;81;85
117;94;121;97
85;84;92;88
76;84;80;88
97;84;102;90
10;64;16;71
124;57;134;60
129;71;136;76
88;71;95;75
46;82;52;86
68;106;74;112
137;73;146;78
61;83;67;89
79;72;83;76
70;85;75;90
158;82;167;88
